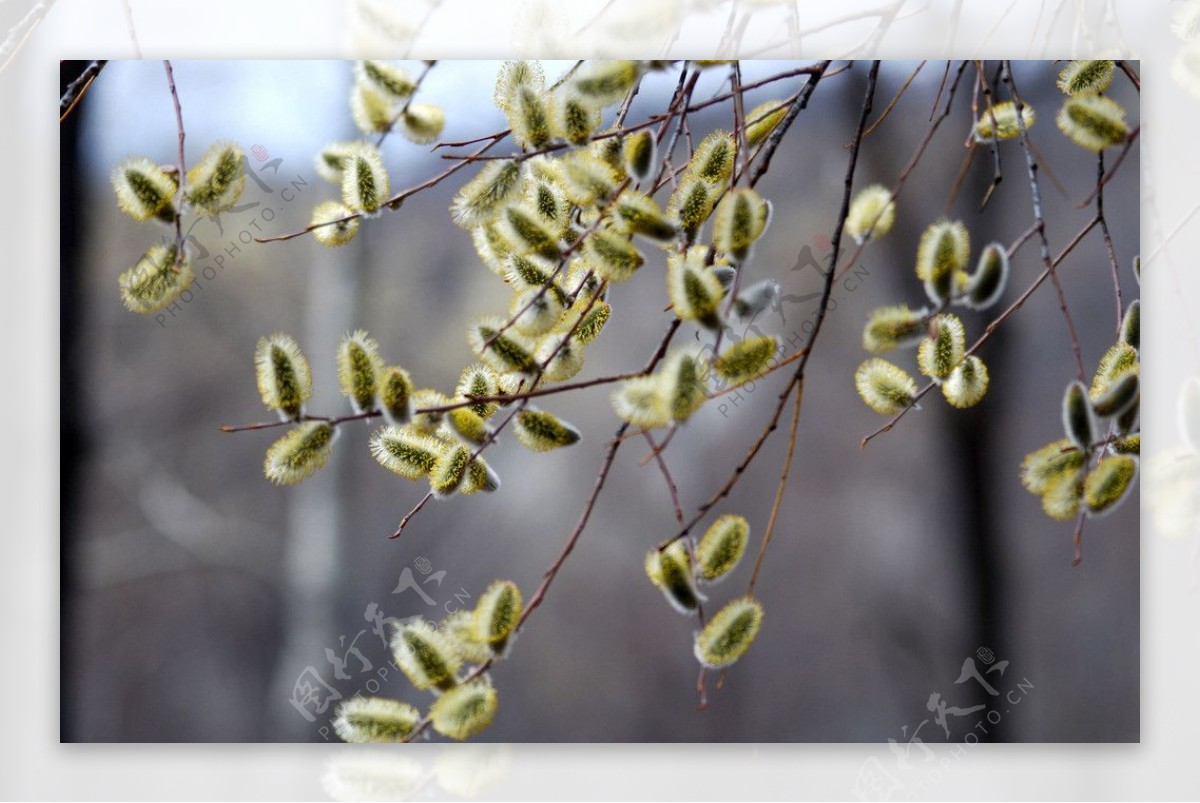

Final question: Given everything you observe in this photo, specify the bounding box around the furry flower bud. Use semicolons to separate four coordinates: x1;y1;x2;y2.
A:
429;680;498;741
451;160;524;228
713;336;779;385
461;456;501;495
862;305;928;353
962;242;1009;310
118;244;193;314
845;184;896;244
549;90;600;145
400;103;446;145
972;101;1036;141
350;83;397;135
855;358;918;415
310;201;361;247
712;189;771;261
341;142;390;213
942;355;989;408
667;247;725;329
745;100;787;147
314;141;359;183
612;375;672;429
513;408;581;452
1063;381;1095;449
185;141;246;215
572;60;641;105
689;129;735;184
587;229;644;283
264;422;337;486
472;580;522;652
444;407;492;447
917;314;966;383
255;332;313;421
733;279;781;319
622;130;657;182
507;85;552;150
337;330;383;414
1057;60;1114;95
645;541;704;614
535;334;585;382
469;317;539;375
392;620;461;691
916;219;970;288
430;445;472;498
696;514;749;583
694;596;763;669
615;191;678;242
369;426;444;480
333;697;420;743
1057;95;1129;152
1120;300;1140;352
379;366;414;425
1084;455;1138;516
111;157;177;222
1020;438;1086;495
358;60;415;99
457;364;500;420
667;175;715;244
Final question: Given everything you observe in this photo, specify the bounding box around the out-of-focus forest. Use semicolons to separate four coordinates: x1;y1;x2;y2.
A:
60;60;1139;742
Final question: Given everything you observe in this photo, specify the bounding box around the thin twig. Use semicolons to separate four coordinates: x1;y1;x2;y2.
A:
59;60;107;122
162;60;188;271
746;380;804;595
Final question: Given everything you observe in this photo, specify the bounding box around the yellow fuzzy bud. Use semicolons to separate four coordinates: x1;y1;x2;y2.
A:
336;330;383;414
612;374;671;429
507;85;552;150
1090;342;1139;402
379;366;414;425
118;244;193;314
917;314;966;383
696;514;749;583
562;298;610;346
694;596;763;669
1021;438;1086;495
587;229;644;284
535;334;585;382
430;445;473;498
255;332;312;421
472;580;523;652
1063;381;1095;449
310;201;361;247
667;247;725;328
510;287;566;336
410;388;453;436
444;407;492;447
962;242;1009;310
358;60;415;99
429;680;497;741
916;219;971;287
264;422;337;486
558;150;622;206
111;157;178;222
712;189;771;261
645;540;704;614
862;304;927;353
1057;95;1129;152
1042;464;1085;521
942;355;989;408
855;358;918;415
501;204;561;260
1084;455;1138;516
662;349;708;423
845;184;895;244
713;336;779;386
392;620;461;691
451;160;524;228
972;101;1036;142
745;100;788;147
333;696;420;743
513;408;581;452
615;191;678;242
667;175;715;244
461;456;501;495
494;60;545;111
469;317;540;375
350;82;397;135
369;426;445;480
185;141;246;215
622;130;657;182
443;610;493;664
456;364;500;420
572;60;641;105
341;143;390;213
549;89;601;145
689;129;736;184
400;103;446;145
314;141;359;183
1057;60;1114;95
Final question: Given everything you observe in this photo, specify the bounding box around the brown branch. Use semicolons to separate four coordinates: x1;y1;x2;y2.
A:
746;379;804;595
60;60;107;122
376;60;438;147
162;60;188;271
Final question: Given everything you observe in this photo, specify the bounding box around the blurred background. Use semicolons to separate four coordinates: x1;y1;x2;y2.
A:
60;59;1139;743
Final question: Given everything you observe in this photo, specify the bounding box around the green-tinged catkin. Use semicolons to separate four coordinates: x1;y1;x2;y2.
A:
689;129;736;184
333;697;421;743
443;610;493;664
315;141;359;183
255;332;313;421
118;244;193;314
963;242;1009;310
664;350;708;423
917;314;966;383
1092;372;1139;418
615;191;678;242
645;540;704;614
549;89;600;145
972;101;1036;141
392;620;461;691
713;336;779;386
185;141;246;215
916;219;971;286
502;204;561;259
469;318;540;375
369;426;444;480
845;184;896;244
341;142;390;213
1057;95;1129;151
1084;455;1138;516
566;299;611;345
513;408;581;451
350;82;397;135
571;60;641;105
337;330;384;413
587;229;644;283
855;359;918;415
535;334;585;382
745;99;788;147
429;680;498;741
862;305;928;353
380;366;414;425
696;514;749;583
509;287;566;337
401;104;446;145
410;389;453;436
358;60;415;99
457;364;500;420
667;175;715;244
1042;465;1085;521
494;60;545;110
1090;342;1139;400
694;596;763;669
942;355;989;408
430;445;473;498
1057;60;1115;95
1121;300;1140;351
622;130;657;182
612;375;671;429
451;160;524;228
712;189;771;261
1063;381;1095;449
111;156;177;222
667;247;725;329
460;456;501;494
507;85;552;149
472;580;522;651
1020;438;1087;495
310;201;361;247
264;422;337;486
